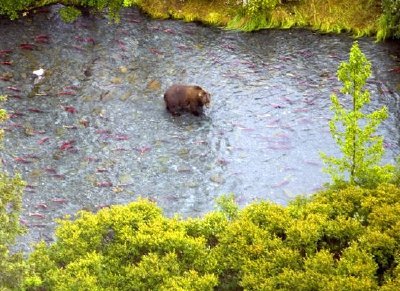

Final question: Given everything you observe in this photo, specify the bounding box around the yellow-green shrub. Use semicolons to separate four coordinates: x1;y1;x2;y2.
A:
25;184;400;289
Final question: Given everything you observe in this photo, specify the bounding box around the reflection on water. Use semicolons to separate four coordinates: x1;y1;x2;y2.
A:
0;7;400;250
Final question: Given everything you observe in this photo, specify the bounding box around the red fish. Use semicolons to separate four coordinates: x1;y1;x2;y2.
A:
149;48;163;55
29;212;45;219
51;198;67;203
114;134;129;141
19;219;29;226
389;67;400;73
33;130;46;134
63;105;77;113
19;43;36;50
85;37;95;45
64;85;80;90
28;108;45;113
0;49;13;55
59;140;75;150
71;45;85;51
177;44;189;50
136;146;151;155
84;156;100;162
6;86;20;92
272;180;290;188
35;203;48;209
96;181;113;187
34;34;49;44
116;40;126;51
14;157;32;164
8;111;24;118
44;167;57;174
95;129;111;134
163;28;175;34
38;137;49;145
0;61;12;65
58;91;76;96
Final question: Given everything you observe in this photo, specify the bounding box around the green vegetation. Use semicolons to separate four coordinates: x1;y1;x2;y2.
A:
1;4;400;291
0;95;27;290
321;42;394;188
22;184;400;290
59;6;82;23
0;0;34;20
377;0;400;40
0;0;399;39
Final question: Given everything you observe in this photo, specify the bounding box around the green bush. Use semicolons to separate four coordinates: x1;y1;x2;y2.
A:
377;0;400;40
0;95;27;289
24;199;218;290
0;0;33;19
25;184;400;289
59;6;82;23
0;0;124;22
0;172;26;289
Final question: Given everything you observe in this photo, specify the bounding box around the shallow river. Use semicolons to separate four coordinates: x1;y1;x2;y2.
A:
1;7;400;250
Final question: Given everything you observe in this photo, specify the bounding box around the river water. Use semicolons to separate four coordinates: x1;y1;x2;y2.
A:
1;7;399;250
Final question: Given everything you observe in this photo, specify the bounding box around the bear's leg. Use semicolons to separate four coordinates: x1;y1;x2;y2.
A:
189;100;201;116
167;106;181;116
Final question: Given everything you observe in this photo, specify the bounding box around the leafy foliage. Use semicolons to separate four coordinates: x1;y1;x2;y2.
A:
0;95;27;289
321;42;393;187
377;0;400;40
25;185;400;289
0;0;124;22
24;199;218;290
59;6;82;23
79;0;125;22
0;0;33;19
0;172;26;289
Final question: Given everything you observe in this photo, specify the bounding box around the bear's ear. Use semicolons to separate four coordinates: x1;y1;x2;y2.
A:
193;85;202;90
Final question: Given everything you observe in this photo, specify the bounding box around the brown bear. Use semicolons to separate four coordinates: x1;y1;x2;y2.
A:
164;85;211;116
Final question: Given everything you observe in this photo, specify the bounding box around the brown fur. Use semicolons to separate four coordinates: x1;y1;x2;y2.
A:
164;85;211;116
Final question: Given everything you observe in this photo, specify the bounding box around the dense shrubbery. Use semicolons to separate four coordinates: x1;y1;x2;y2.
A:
0;172;26;290
24;199;219;290
378;0;400;40
0;0;33;19
0;96;27;289
22;184;400;290
0;0;124;22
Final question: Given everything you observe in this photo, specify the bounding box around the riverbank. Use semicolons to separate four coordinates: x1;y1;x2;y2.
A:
0;0;385;38
131;0;381;37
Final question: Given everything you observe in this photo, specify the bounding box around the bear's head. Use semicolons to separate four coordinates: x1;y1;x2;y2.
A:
196;87;211;108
